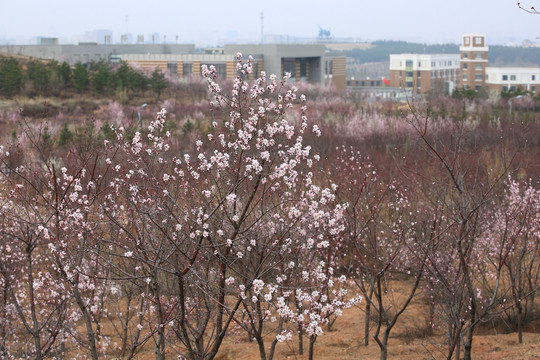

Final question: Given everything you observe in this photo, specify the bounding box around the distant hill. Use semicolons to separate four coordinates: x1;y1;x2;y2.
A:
488;45;540;66
335;41;540;66
337;41;459;63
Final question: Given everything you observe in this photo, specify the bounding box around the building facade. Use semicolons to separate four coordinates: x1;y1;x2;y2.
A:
485;67;540;94
386;34;540;97
120;53;265;81
325;56;347;90
459;34;488;90
389;54;460;95
0;42;346;89
121;44;346;90
223;44;327;85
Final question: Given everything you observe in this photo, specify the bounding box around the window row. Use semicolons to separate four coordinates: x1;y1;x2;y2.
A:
501;74;536;81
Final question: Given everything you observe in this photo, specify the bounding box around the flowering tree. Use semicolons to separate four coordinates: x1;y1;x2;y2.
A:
95;55;353;360
326;146;426;360
0;120;114;359
404;106;518;360
479;177;540;344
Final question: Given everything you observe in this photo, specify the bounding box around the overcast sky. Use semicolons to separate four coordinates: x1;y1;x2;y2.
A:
0;0;538;46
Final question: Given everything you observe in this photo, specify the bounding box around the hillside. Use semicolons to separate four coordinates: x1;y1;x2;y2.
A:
333;40;540;66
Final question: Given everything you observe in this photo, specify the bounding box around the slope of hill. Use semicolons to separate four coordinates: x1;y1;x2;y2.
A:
335;40;540;66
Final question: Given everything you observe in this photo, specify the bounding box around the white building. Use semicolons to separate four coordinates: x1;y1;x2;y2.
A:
389;54;460;94
485;67;540;94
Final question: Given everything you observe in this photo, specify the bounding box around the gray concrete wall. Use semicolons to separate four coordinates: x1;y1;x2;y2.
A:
224;44;325;85
0;43;326;85
0;44;196;64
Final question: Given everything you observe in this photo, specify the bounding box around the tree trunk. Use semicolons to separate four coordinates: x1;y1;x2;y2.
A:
308;335;316;360
27;249;43;360
120;292;132;357
268;318;283;360
71;280;99;360
364;289;373;346
1;282;7;356
378;329;390;360
298;322;304;355
463;323;476;360
255;334;267;360
152;279;166;360
517;299;523;344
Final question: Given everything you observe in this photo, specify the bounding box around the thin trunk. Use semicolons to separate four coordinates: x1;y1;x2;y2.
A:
120;292;133;357
379;342;388;360
255;334;267;360
298;322;304;355
27;249;43;360
463;300;477;360
308;335;316;360
206;296;244;359
126;294;146;360
71;279;99;360
254;300;267;360
152;279;166;360
1;282;7;356
364;288;373;346
517;300;523;344
378;329;391;360
446;321;463;360
295;296;304;355
268;318;284;360
176;273;196;360
59;331;66;359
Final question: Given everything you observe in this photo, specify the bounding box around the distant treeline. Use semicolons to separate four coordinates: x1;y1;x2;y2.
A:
342;40;540;65
0;57;168;99
488;45;540;66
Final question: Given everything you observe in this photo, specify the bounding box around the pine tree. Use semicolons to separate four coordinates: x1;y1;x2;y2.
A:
0;57;23;97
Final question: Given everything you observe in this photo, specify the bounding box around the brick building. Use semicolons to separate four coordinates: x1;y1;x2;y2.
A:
389;54;460;95
459;34;488;90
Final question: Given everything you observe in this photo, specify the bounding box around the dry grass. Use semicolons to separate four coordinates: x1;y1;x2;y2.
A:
119;281;540;359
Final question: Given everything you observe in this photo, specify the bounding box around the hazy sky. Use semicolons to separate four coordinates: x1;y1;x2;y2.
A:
0;0;538;46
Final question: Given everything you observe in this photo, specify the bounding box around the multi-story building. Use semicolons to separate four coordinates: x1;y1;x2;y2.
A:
459;34;489;90
387;34;540;97
485;67;540;94
389;54;460;95
0;42;346;90
121;44;346;90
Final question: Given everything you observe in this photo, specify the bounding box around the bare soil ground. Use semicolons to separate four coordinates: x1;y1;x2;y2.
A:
129;281;540;359
211;307;540;360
